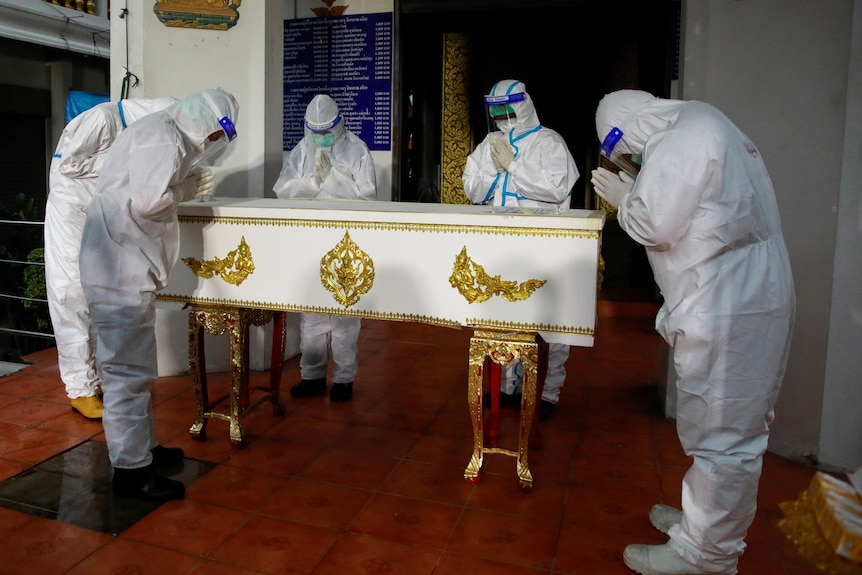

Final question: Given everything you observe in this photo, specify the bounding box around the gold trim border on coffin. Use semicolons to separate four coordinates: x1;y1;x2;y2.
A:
177;215;601;240
155;295;597;338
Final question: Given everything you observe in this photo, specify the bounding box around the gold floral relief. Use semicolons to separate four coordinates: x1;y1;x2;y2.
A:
449;246;545;304
182;236;255;286
441;32;472;206
153;0;241;30
310;0;348;17
320;231;375;308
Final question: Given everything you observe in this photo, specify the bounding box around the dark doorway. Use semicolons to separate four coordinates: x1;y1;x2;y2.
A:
397;1;676;300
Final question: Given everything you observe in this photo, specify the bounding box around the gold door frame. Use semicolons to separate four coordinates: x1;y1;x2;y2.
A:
440;32;472;205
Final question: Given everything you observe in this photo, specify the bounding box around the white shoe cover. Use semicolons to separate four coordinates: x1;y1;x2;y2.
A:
649;504;682;535
623;543;735;575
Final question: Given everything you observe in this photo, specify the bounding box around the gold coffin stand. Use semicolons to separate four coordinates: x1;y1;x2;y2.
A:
187;305;286;447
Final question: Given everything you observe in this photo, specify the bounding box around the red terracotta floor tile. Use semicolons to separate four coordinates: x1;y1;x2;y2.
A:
555;523;655;575
223;436;319;477
0;373;60;397
447;508;559;570
64;537;197;575
0;456;30;481
186;464;289;511
434;553;550;574
311;533;440;575
0;427;84;464
0;516;112;575
380;459;476;506
563;487;664;538
259;477;372;529
0;398;72;427
209;514;338;575
187;559;273;574
298;447;399;490
262;414;351;447
120;498;251;556
350;492;461;549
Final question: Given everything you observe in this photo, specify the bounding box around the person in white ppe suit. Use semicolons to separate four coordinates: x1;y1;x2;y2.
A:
45;97;176;421
462;79;580;420
79;88;237;502
272;94;376;402
591;90;795;575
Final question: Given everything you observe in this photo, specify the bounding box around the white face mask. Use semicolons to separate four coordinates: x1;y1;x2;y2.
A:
495;119;515;133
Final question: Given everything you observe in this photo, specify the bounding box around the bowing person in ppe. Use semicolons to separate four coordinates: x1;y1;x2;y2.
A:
46;96;177;421
591;90;795;575
272;94;376;403
79;88;238;502
462;79;580;420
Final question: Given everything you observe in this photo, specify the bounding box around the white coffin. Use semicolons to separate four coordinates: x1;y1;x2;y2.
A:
158;198;605;347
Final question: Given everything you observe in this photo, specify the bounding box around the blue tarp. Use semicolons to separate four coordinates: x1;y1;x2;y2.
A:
65;91;110;124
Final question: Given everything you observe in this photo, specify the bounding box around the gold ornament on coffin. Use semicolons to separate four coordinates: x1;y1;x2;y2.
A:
182;236;254;286
321;231;375;308
449;246;545;304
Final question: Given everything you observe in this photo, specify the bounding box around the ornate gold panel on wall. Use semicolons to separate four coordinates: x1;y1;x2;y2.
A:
153;0;241;30
440;33;472;205
45;1;96;15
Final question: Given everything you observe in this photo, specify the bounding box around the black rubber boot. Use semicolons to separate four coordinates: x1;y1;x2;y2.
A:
329;382;353;402
112;464;185;503
290;377;327;398
151;445;185;467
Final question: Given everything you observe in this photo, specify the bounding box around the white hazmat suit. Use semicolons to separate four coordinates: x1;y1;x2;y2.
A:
272;95;376;401
462;79;580;412
79;88;239;474
45;98;176;416
592;90;795;575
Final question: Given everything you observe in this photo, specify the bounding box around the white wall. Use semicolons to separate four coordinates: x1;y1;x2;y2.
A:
679;0;861;470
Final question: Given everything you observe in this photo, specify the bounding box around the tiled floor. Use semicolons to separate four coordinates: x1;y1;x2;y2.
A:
0;299;825;575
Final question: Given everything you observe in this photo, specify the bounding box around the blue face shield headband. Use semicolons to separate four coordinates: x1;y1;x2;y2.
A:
484;91;526;117
219;116;237;141
600;126;640;178
306;114;342;132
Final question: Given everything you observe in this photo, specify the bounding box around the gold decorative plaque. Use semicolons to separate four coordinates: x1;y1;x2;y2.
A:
153;0;241;30
320;231;375;308
182;236;254;285
449;246;546;303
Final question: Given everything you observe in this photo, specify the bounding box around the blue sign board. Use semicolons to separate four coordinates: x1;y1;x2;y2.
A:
283;13;393;151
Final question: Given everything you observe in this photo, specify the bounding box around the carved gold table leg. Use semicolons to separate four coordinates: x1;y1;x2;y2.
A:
187;305;285;448
464;329;547;490
188;309;208;441
227;308;247;447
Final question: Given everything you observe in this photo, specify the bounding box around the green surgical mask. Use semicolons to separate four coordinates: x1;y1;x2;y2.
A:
312;132;335;148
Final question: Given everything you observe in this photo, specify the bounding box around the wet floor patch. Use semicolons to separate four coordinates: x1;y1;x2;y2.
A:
0;440;215;535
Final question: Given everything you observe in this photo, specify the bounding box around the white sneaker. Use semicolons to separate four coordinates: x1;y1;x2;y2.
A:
649;503;682;535
623;543;735;575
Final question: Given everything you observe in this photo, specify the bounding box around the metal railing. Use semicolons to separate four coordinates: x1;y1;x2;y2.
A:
0;218;53;363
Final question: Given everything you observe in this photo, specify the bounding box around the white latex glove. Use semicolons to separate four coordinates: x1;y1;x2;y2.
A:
314;148;332;185
193;169;215;199
590;167;634;209
489;133;515;172
171;170;215;202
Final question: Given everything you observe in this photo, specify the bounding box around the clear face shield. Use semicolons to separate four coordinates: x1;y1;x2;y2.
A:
484;91;525;135
191;93;238;170
306;114;341;150
600;127;641;179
